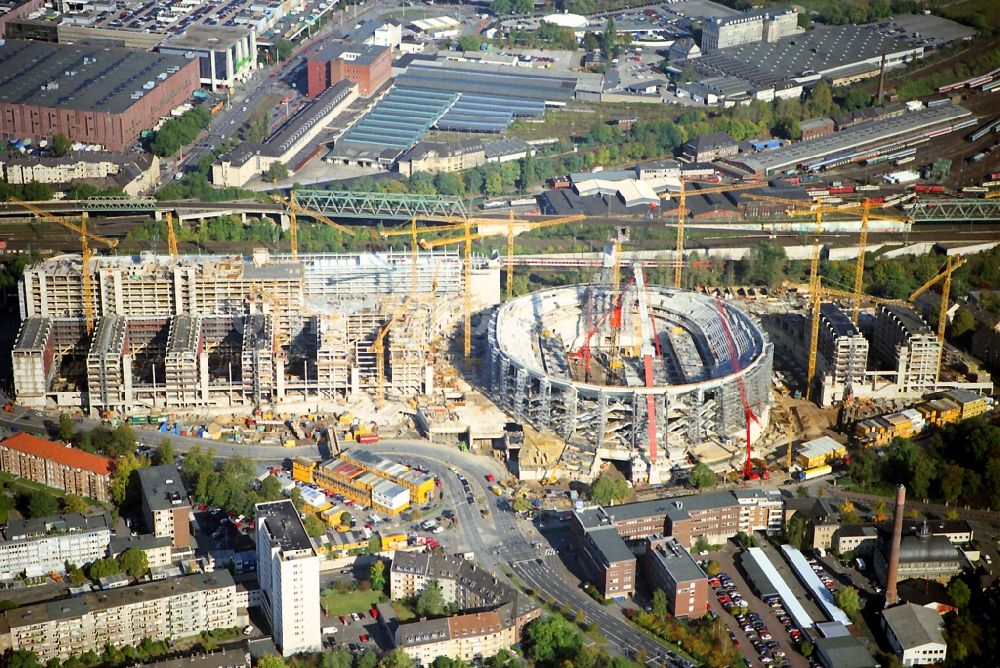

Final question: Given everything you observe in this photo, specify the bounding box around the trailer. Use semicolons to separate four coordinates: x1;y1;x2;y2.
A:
792;464;833;481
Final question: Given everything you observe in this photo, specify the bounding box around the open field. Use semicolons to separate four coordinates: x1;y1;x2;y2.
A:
320;588;383;617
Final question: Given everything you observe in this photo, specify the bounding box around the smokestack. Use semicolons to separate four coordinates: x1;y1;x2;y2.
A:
885;484;906;607
876;52;888;105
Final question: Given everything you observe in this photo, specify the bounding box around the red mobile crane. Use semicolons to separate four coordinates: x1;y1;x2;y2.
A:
568;279;635;382
714;297;762;480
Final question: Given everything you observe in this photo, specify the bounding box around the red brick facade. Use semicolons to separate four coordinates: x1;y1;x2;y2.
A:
306;45;391;98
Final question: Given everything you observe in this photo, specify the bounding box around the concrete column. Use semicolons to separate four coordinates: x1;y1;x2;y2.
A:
209;51;217;92
275;357;286;403
200;353;210;404
123;354;133;412
350;367;360;396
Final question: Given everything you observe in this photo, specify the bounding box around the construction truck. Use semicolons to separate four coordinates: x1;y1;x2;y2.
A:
793;464;833;482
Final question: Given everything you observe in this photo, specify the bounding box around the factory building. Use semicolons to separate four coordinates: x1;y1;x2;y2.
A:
159;26;257;92
13;249;497;413
0;40;199;151
817;302;869;403
256;500;321;656
873;306;941;394
306;42;391;98
700;7;798;52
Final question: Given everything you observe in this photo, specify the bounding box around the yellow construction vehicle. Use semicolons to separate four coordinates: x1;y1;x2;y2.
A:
12;198;118;335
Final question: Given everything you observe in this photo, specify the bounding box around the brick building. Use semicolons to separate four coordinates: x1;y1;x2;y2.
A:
0;433;111;501
644;535;709;618
306;43;391;98
0;40;199;152
137;464;192;549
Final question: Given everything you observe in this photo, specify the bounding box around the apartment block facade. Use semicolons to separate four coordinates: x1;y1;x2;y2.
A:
873;305;941;393
0;433;111;501
256;500;321;656
0;512;112;579
138;464;192;549
3;572;237;661
817;302;869;386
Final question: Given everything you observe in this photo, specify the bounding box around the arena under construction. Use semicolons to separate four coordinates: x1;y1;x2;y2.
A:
486;274;773;485
12;249;500;414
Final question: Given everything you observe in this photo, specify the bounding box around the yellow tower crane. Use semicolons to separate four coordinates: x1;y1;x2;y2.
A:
659;180;760;288
12;197;119;335
165;210;179;257
909;256;967;345
270;191;356;259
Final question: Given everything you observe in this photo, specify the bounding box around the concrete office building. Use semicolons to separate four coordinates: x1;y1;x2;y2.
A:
13;248;496;413
644;535;708;618
817;303;869;403
256;500;321;656
137;464;193;549
701;7;798;52
2;572;238;662
0;40;199;151
159;26;257;92
873;306;941;394
0;512;112;580
306;42;391;98
0;433;111;501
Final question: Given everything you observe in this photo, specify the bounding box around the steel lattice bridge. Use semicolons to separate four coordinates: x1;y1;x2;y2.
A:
84;196;157;212
904;198;1000;222
292;189;467;220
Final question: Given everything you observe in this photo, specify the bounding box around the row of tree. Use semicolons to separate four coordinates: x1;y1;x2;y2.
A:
149;107;211;158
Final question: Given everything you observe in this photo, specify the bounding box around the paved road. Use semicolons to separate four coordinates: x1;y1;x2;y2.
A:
831;488;1000;523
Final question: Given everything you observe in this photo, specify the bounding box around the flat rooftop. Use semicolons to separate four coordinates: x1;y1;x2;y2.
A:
0;39;192;115
3;512;112;543
162;25;251;51
310;41;387;66
649;536;705;582
137;464;190;512
256;499;313;553
821;303;859;337
5;571;234;627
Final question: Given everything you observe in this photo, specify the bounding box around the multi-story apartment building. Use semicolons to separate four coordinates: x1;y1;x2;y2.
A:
644;536;709;619
0;433;111;501
2;572;237;661
873;305;941;394
137;464;192;549
572;490;783;598
255;500;321;656
817;302;869;387
0;512;112;579
390;553;540;666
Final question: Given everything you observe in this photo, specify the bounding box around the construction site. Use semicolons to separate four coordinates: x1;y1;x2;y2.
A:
12;247;499;414
487;277;773;485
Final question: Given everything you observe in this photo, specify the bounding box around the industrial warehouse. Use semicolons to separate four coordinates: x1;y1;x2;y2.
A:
486;279;773;484
0;39;200;151
12;249;499;413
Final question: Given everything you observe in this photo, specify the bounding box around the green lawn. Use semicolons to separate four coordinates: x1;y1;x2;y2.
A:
320;588;383;617
0;472;68;498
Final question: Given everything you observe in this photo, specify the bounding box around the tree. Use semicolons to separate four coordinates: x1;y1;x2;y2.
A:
432;658;468;668
416;580;446;617
797;11;813;29
689;462;717;490
257;656;288;668
484;170;504;197
524;615;583;664
67;566;86;585
801;640;815;658
51;133;71;158
339;510;352;525
181;445;215;480
785;513;809;551
118;547;149;579
4;650;42;668
491;0;510;15
321;649;354;668
87;557;122;580
740;242;787;288
370;559;386;591
873;499;889;522
693;535;710;554
111;452;148;507
705;560;722;576
62;493;88;514
839;501;860;524
518;155;537;193
21;181;54;201
265;162;289;183
58;412;76;442
303;514;326;537
774;117;801;141
652;588;669;618
947;577;971;609
109;423;137;457
834;586;860;621
26;491;58;519
378;649;416;668
457;35;483;52
588;470;631;505
807;80;834;117
154;440;174;466
355;652;379;668
273;39;294;62
511;496;531;513
950;308;977;339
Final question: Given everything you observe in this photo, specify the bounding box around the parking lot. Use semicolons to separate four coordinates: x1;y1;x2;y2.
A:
705;544;809;668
